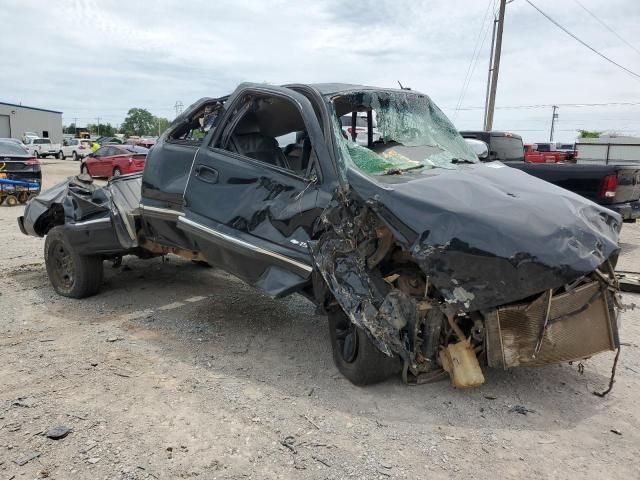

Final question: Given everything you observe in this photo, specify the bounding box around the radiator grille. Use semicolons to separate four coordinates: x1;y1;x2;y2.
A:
486;281;616;369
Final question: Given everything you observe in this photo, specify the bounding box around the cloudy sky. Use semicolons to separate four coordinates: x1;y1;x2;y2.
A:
2;0;639;142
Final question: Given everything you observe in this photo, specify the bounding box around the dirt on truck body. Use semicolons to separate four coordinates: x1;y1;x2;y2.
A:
18;83;623;388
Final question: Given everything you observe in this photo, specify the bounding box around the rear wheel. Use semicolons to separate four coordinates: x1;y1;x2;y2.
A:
5;195;18;207
17;191;29;204
33;151;40;158
58;150;64;159
72;151;79;161
80;164;90;176
328;309;401;385
44;226;104;298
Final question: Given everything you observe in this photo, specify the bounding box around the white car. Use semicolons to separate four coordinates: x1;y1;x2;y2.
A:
339;115;381;146
24;137;63;159
61;138;93;161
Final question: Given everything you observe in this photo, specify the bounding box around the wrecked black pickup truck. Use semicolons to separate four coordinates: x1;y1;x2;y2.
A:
18;83;623;387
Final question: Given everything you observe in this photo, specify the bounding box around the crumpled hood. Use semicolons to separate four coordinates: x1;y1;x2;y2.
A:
347;162;621;311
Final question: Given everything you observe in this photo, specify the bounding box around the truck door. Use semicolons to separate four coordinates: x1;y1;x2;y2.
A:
178;85;331;296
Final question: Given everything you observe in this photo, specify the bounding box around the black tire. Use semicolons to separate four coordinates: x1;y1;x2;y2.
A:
80;163;90;176
58;150;64;160
328;309;401;385
33;151;40;158
112;167;122;177
17;191;29;204
5;195;18;207
44;226;104;298
72;151;79;161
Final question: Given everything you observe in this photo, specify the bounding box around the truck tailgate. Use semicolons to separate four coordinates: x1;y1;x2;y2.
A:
504;162;617;203
613;167;640;204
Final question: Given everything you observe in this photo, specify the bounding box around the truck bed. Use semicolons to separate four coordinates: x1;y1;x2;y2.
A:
504;161;640;220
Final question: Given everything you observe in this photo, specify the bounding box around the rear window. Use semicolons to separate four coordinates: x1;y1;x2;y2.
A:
535;143;551;152
490;136;524;161
34;139;51;144
340;115;377;128
0;142;29;155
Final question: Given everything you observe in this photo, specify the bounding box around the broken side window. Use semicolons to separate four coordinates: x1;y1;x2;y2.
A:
168;101;225;145
216;94;319;180
329;91;478;177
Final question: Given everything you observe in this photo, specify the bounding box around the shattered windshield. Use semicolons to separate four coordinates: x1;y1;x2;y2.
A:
329;90;478;177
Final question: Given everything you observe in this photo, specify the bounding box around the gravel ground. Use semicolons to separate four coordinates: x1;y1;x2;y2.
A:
1;160;639;479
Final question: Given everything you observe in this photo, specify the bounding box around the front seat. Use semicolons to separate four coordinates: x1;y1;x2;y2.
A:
230;113;290;169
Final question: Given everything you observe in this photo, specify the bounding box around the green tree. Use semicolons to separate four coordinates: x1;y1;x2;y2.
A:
64;123;76;134
120;108;155;136
87;123;116;137
151;116;171;136
578;129;602;138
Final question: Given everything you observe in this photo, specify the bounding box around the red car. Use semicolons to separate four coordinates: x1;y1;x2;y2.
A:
80;145;148;178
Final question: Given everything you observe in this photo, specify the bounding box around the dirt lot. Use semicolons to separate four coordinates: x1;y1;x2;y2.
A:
1;160;639;479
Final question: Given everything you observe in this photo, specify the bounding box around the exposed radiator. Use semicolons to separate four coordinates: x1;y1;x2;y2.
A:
485;281;618;369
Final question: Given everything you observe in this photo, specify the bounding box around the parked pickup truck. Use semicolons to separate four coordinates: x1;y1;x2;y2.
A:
462;130;640;222
23;137;63;159
531;142;572;162
524;143;569;163
18;83;622;388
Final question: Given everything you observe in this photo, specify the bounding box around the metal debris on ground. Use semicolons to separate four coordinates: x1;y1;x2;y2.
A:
616;271;640;293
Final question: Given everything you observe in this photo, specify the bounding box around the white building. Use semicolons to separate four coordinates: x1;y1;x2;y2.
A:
0;101;63;144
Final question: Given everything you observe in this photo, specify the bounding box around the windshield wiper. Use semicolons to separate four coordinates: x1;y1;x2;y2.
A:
383;164;426;175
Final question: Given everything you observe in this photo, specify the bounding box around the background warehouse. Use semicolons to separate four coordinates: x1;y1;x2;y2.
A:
0;101;63;144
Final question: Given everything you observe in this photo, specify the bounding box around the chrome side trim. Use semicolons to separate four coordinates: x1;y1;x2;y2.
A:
141;205;184;218
178;216;313;273
72;217;111;226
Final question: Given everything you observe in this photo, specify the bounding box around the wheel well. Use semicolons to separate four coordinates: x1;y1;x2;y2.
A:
35;203;65;236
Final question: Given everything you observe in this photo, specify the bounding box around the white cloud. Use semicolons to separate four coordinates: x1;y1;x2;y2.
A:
1;0;639;142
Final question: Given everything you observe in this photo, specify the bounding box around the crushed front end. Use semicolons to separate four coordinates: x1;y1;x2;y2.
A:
311;87;622;388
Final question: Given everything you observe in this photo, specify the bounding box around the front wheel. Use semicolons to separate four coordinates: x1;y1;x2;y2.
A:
44;226;104;298
58;150;64;159
112;167;122;177
328;309;401;385
80;163;90;176
33;151;40;158
72;151;79;161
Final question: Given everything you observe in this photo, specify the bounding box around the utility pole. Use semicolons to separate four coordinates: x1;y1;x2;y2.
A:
549;105;559;142
174;101;183;117
483;17;498;129
96;117;101;136
484;0;507;131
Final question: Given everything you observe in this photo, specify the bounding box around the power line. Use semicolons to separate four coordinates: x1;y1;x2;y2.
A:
525;0;640;81
454;0;494;116
573;0;640;57
453;101;640;111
